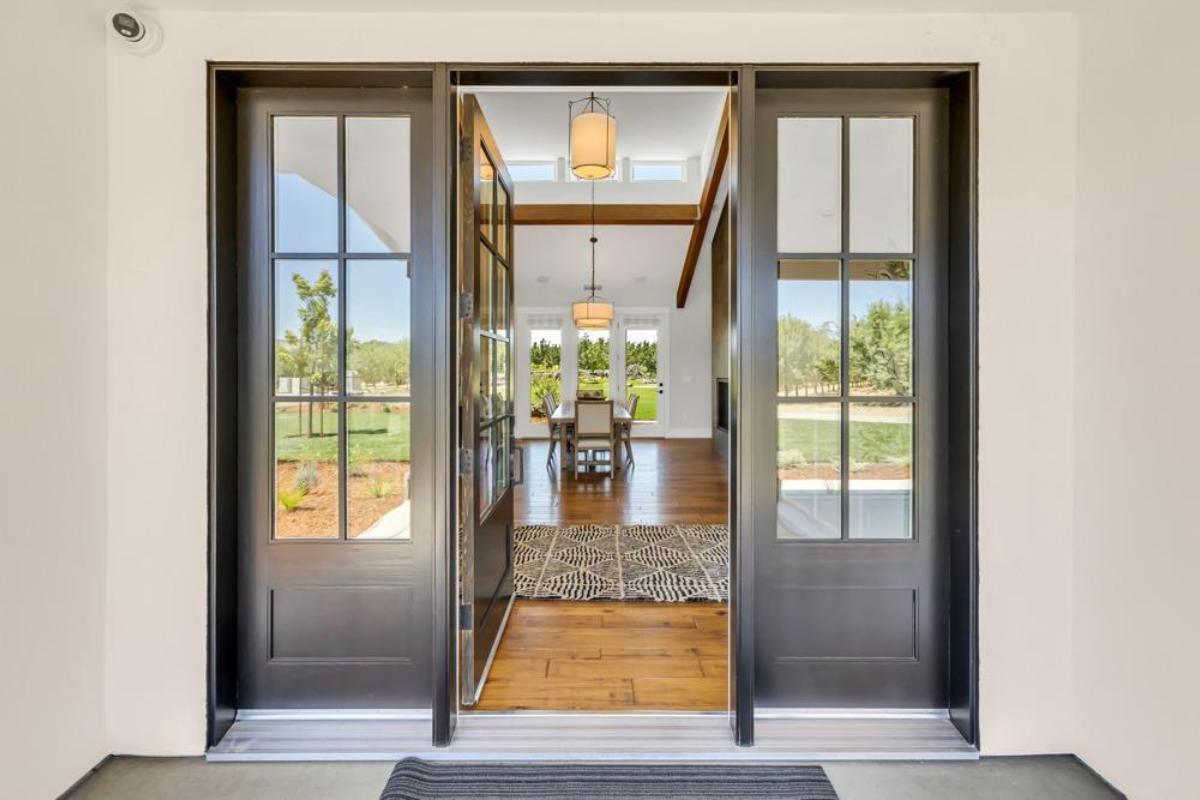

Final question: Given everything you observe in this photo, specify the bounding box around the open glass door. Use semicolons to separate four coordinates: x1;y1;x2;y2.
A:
457;94;519;706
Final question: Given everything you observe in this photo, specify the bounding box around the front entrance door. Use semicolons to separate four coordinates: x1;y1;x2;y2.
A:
754;88;949;707
457;95;519;706
615;312;667;437
236;88;434;708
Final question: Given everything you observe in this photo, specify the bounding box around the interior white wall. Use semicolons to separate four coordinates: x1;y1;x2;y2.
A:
104;10;1079;759
0;2;110;797
1071;1;1200;796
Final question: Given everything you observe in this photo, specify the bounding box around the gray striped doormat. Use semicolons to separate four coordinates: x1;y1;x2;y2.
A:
380;759;837;799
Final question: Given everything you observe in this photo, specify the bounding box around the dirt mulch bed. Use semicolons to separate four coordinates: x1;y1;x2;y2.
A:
275;460;410;539
779;464;911;481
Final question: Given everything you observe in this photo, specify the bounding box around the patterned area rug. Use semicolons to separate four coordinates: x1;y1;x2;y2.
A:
514;524;729;602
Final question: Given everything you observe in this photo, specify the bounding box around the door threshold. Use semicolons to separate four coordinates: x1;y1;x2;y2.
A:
207;711;977;762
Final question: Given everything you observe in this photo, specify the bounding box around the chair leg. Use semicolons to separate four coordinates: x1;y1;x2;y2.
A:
546;428;555;467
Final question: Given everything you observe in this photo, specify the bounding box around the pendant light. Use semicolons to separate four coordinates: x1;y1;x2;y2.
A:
572;181;615;330
568;93;617;180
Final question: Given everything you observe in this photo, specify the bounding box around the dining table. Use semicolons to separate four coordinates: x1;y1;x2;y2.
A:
550;399;632;471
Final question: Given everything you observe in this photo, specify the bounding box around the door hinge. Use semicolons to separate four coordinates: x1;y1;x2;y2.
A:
458;447;473;476
458;291;473;319
459;604;473;630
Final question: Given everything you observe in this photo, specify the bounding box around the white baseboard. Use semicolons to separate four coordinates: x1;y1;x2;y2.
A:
667;427;713;439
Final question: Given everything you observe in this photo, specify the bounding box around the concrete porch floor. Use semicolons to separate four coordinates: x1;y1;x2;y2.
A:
68;755;1122;799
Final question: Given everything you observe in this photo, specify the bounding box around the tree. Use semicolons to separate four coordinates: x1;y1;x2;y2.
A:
849;300;911;394
286;269;338;437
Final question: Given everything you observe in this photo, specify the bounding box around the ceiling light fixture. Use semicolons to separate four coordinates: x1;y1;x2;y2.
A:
572;181;615;331
568;93;617;180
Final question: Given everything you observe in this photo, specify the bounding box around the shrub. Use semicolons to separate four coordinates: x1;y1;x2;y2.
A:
369;477;393;498
293;461;319;494
278;487;306;512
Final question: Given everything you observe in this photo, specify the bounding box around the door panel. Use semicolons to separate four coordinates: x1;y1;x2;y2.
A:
616;313;667;437
237;88;433;709
458;95;518;705
754;88;949;708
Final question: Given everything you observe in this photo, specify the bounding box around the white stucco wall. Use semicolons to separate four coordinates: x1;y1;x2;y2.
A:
0;3;110;798
1071;1;1200;797
103;9;1078;760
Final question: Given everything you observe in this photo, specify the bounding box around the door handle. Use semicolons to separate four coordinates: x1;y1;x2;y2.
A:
510;444;525;486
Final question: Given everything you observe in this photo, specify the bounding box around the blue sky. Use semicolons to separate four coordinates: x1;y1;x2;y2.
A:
274;174;410;343
778;276;910;329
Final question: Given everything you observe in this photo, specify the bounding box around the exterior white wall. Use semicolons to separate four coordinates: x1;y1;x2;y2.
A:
104;10;1079;758
1071;1;1200;796
0;2;110;797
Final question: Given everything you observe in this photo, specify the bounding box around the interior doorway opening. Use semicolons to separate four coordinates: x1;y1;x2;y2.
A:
459;81;734;714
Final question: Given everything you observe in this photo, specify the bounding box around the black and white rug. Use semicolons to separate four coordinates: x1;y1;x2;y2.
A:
514;524;729;602
381;759;838;799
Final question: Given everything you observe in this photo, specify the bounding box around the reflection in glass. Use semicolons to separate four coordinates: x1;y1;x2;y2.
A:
479;336;493;420
494;261;509;334
776;402;841;539
477;423;495;517
777;117;842;253
493;340;510;417
478;247;493;334
493;419;510;501
346;117;411;254
495;181;509;260
577;330;610;399
273;117;338;253
275;260;339;397
347;402;411;540
529;329;562;424
849;402;913;539
624;329;658;423
480;151;495;244
849;117;914;253
777;260;840;398
274;401;340;539
347;260;410;397
849;260;912;396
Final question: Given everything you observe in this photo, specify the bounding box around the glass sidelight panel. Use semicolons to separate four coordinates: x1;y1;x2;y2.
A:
347;260;410;397
776;402;841;539
275;260;339;397
347;402;411;540
529;329;562;424
274;401;341;539
493;339;510;417
849;118;914;253
849;260;912;397
624;329;659;423
495;181;510;260
849;402;913;539
577;330;610;399
345;117;411;254
494;260;509;334
478;247;494;334
480;151;496;244
273;116;339;253
777;117;842;253
778;260;840;398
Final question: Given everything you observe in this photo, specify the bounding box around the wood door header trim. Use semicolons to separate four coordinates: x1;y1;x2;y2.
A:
676;100;730;309
515;204;698;226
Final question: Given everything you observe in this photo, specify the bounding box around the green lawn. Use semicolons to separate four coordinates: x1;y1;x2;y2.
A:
777;416;910;468
625;383;658;421
275;405;411;463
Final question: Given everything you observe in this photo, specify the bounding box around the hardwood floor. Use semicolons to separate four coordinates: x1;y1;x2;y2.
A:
475;600;728;712
515;438;727;526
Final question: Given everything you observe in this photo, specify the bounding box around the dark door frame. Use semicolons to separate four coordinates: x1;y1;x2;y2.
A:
207;62;978;752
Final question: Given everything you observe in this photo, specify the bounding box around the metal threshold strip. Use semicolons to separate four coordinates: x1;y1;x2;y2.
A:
207;710;977;762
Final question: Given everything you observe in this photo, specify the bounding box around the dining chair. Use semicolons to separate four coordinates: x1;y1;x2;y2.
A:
618;393;639;465
571;399;614;480
542;392;561;467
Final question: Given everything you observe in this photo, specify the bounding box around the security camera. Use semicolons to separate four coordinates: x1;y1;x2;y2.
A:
109;11;163;55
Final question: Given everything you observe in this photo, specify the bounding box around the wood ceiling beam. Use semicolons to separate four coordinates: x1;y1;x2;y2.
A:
514;203;699;226
676;102;730;309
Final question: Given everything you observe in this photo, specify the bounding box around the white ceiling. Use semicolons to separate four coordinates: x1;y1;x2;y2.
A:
515;225;694;307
